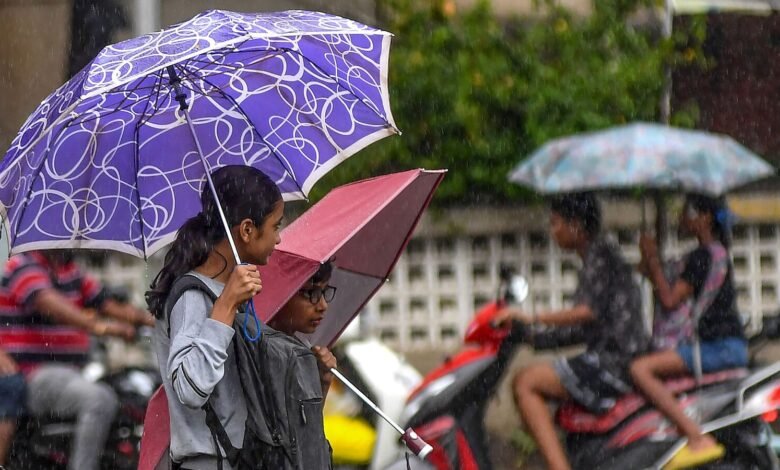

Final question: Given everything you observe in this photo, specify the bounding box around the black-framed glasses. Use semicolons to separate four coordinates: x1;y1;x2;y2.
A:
298;285;337;304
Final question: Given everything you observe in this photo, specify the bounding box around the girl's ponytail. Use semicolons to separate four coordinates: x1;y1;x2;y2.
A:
146;213;222;318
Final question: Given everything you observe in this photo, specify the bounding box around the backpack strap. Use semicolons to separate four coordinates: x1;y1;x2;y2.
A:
256;335;286;448
690;242;729;324
690;242;730;385
163;274;218;338
203;400;240;468
232;329;293;461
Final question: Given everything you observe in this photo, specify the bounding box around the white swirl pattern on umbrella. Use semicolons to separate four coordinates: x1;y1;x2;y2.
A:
0;10;397;257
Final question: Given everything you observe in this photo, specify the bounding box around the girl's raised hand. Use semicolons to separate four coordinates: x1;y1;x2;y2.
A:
212;264;262;325
639;233;658;260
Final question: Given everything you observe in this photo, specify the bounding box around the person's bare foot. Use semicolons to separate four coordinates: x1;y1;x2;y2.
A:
686;433;718;452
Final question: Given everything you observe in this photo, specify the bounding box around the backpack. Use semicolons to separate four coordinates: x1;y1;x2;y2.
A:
156;274;332;470
651;242;729;350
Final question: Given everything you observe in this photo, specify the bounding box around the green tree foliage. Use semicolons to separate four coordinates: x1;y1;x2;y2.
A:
312;0;705;205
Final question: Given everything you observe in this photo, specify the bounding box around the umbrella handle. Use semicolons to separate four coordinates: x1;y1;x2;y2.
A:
330;368;433;459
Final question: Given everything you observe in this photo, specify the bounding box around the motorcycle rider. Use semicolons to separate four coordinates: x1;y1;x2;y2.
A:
0;250;154;470
497;192;650;470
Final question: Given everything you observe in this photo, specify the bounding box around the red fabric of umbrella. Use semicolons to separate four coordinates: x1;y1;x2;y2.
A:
255;169;445;346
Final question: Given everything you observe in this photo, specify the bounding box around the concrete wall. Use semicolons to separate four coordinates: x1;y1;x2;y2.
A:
0;0;72;156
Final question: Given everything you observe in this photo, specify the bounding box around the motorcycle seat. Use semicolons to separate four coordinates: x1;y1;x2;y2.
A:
556;368;748;434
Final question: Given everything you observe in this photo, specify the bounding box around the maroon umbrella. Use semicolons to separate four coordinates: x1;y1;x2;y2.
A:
254;168;446;347
252;169;444;458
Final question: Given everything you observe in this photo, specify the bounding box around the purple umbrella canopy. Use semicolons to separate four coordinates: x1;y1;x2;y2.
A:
0;10;398;257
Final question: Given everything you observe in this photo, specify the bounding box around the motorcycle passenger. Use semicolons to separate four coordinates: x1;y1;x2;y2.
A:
630;194;745;468
148;165;284;470
497;192;650;470
0;249;154;470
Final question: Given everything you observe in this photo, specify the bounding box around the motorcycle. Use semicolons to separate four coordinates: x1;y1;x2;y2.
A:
389;268;780;469
7;327;161;470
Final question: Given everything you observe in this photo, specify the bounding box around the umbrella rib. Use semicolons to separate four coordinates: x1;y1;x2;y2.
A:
280;46;394;127
184;49;286;73
173;64;306;197
12;116;78;248
105;70;159;117
130;70;166;259
331;264;384;280
68;83;166;127
132;128;148;260
185;44;395;129
136;69;165;129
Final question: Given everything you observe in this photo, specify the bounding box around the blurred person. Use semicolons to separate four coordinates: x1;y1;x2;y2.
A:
630;194;745;468
0;249;153;470
496;192;649;470
0;350;25;467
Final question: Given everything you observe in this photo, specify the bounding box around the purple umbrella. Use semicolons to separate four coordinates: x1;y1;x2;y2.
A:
0;9;398;260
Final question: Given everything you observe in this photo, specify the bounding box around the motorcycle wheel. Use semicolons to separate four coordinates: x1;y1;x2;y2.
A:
702;419;779;470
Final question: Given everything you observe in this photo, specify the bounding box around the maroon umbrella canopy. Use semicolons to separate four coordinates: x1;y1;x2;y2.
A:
254;169;445;346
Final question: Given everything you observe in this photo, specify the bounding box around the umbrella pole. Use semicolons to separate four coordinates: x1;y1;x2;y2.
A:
654;191;667;254
167;65;241;264
330;368;433;458
182;111;242;264
168;66;264;343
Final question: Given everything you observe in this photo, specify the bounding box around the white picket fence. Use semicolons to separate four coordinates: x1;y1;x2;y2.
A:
85;204;780;353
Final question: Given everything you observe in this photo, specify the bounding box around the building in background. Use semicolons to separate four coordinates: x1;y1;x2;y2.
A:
674;13;780;163
0;0;378;154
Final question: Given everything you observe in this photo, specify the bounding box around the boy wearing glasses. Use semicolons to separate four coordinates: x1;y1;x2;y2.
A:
268;261;338;396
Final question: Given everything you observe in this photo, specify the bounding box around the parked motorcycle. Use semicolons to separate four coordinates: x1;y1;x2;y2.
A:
389;269;780;469
7;327;161;470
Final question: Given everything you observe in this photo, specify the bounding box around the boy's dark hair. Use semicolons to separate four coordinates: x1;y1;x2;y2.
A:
549;192;601;237
310;260;334;285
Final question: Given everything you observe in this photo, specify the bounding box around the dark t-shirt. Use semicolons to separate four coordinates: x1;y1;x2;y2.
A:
537;237;650;383
680;246;744;341
574;238;649;356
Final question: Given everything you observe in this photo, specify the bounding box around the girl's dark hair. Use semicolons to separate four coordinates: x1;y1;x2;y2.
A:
146;166;282;318
549;192;601;237
685;193;732;249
